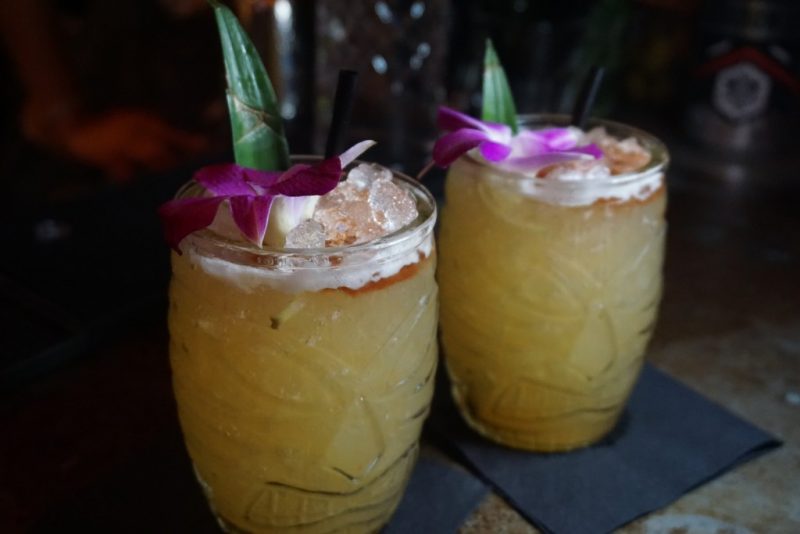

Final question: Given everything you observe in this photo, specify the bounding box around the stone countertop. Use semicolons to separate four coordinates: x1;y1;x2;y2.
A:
460;150;800;533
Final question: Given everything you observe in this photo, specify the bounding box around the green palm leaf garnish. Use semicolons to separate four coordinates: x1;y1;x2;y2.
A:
209;0;290;171
482;39;519;134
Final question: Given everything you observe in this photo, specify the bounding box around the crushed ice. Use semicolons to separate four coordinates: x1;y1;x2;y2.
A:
543;160;611;182
368;180;417;232
284;163;419;248
583;127;652;175
285;219;326;248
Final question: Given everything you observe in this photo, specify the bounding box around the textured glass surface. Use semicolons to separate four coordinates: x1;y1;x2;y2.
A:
438;119;668;452
168;173;438;532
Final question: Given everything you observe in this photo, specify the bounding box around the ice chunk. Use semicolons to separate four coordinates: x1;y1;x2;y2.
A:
368;180;418;232
618;137;644;153
583;127;651;175
264;196;320;247
544;160;611;182
603;138;651;174
347;163;392;189
285;219;326;248
583;126;610;145
313;187;383;246
322;181;362;203
311;163;418;246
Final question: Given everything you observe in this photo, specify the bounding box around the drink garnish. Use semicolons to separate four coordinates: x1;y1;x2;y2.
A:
420;40;603;177
160;3;375;250
210;0;289;172
430;106;602;173
159;140;376;252
482;39;519;134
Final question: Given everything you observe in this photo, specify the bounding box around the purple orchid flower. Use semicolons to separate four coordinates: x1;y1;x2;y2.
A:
158;140;375;252
434;107;513;166
430;106;603;173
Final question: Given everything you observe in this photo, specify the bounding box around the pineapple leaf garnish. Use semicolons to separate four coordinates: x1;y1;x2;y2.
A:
482;39;519;135
209;0;290;171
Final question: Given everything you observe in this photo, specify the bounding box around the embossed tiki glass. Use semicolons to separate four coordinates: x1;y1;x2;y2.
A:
168;167;438;533
438;115;668;452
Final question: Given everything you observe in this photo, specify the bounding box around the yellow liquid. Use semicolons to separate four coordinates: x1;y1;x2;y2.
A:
169;249;438;533
438;157;666;451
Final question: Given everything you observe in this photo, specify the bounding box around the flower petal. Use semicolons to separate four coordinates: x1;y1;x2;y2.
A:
535;128;580;150
242;168;282;189
438;106;511;141
573;143;603;159
158;196;227;252
159;139;378;250
511;130;547;155
339;140;377;168
263;195;320;247
479;140;512;162
269;157;342;197
194;164;255;196
265;140;376;197
433;129;491;167
230;194;274;246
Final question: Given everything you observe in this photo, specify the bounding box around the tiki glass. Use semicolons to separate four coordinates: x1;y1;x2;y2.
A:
168;171;438;532
438;116;668;452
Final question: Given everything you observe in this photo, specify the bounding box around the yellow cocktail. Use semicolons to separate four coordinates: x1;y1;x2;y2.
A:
168;171;437;532
438;116;668;452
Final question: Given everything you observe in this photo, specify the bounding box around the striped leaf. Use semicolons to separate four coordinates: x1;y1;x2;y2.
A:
209;0;290;171
482;39;519;134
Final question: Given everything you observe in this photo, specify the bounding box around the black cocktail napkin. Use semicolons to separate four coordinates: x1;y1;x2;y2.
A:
431;364;781;534
35;429;488;533
385;448;488;533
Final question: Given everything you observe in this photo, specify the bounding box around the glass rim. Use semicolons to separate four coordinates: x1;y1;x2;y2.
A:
175;156;437;260
462;113;669;188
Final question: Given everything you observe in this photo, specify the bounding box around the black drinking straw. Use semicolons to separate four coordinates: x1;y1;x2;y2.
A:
571;66;605;129
324;69;358;158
